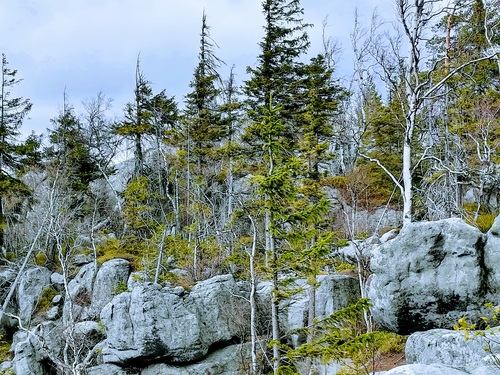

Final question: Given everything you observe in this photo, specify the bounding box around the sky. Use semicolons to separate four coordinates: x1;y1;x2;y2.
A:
0;0;394;138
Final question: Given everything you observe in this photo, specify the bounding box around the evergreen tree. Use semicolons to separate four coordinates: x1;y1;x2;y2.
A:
245;0;311;125
115;56;156;179
46;94;100;205
0;54;39;250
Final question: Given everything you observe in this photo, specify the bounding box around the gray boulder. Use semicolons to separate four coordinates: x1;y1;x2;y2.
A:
13;339;46;375
50;272;65;291
101;274;248;365
384;364;469;375
90;258;130;316
368;218;487;334
17;266;51;324
471;365;500;375
141;342;254;375
405;328;500;373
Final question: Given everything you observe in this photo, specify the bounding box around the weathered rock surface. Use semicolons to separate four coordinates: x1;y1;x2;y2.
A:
369;218;488;334
405;328;500;373
17;266;52;324
63;263;96;323
141;342;254;375
87;363;135;375
384;364;469;375
90;258;130;316
101;274;248;366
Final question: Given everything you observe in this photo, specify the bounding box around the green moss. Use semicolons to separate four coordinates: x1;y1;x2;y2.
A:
113;281;129;295
36;287;58;314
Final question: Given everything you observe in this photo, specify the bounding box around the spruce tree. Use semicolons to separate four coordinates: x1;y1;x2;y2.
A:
0;54;39;250
115;56;156;179
244;0;310;126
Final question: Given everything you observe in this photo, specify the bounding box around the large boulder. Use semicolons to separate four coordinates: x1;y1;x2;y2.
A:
405;328;500;373
384;364;469;375
90;258;130;316
101;274;248;366
368;218;487;334
17;266;52;324
141;342;254;375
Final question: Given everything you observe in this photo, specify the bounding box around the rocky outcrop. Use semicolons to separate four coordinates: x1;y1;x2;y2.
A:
405;328;500;373
384;364;470;375
141;342;254;375
17;267;52;324
368;218;489;334
100;274;248;366
90;258;130;316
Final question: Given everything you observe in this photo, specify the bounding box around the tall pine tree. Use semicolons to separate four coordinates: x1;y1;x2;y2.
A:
0;54;39;251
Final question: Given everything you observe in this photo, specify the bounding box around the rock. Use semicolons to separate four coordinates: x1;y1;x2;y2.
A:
13;322;64;375
13;339;45;375
46;306;59;320
70;321;106;349
90;259;130;316
280;275;360;347
368;218;487;334
384;364;469;375
63;263;96;323
50;272;65;291
17;266;51;324
73;253;94;266
87;364;135;375
405;328;500;373
51;294;63;305
484;215;500;299
141;342;254;375
101;274;248;366
127;271;148;290
471;365;500;375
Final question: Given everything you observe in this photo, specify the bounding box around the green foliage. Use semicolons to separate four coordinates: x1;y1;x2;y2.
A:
96;236;140;270
113;281;129;295
0;331;11;364
284;298;406;374
476;214;497;233
35;252;48;266
454;303;500;369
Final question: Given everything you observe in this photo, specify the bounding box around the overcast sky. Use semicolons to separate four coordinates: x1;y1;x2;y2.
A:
0;0;394;137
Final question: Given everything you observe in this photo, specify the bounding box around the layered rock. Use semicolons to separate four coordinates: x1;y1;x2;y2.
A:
100;274;247;366
141;342;254;375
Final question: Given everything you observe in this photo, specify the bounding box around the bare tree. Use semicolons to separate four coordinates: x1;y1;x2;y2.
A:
358;0;499;226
